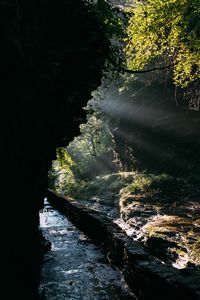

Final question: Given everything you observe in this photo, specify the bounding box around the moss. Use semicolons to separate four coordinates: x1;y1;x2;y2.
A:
120;173;182;195
119;172;200;209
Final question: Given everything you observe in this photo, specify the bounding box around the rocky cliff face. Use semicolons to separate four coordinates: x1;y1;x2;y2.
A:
0;1;108;298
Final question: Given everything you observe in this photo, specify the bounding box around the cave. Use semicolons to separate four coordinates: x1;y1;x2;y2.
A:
0;1;108;299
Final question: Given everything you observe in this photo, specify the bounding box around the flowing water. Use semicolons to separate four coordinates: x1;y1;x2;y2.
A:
39;200;136;299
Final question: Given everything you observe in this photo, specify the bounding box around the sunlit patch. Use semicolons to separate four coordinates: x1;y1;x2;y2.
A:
62;269;82;275
172;252;189;269
139;212;200;269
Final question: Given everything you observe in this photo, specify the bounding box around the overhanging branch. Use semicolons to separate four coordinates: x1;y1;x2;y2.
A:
119;63;176;74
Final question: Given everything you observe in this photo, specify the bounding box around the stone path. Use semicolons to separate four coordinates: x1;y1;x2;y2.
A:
39;200;136;300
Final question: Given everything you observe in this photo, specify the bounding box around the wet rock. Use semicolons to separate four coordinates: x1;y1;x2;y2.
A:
39;200;136;299
38;229;52;255
117;195;200;269
145;237;181;261
47;190;200;300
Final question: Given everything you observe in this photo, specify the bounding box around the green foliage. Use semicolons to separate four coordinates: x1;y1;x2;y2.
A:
124;0;200;87
56;147;74;171
48;1;200;199
93;0;124;37
67;114;113;178
48;148;75;194
63;172;135;201
79;115;109;157
120;173;186;198
48;112;115;194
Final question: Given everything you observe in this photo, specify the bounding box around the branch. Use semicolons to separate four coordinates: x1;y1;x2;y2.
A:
119;63;176;74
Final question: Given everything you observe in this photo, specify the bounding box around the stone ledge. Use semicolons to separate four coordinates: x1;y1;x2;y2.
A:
46;189;200;300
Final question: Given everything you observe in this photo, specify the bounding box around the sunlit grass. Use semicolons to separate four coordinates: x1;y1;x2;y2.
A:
63;172;135;202
119;173;188;208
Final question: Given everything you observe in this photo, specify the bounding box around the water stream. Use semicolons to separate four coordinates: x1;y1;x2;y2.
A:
39;200;136;299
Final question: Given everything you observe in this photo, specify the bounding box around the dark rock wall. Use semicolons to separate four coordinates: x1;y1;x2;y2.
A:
0;1;108;299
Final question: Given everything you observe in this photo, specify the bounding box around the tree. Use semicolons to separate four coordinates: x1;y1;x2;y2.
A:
48;148;75;193
124;0;200;87
66;113;114;178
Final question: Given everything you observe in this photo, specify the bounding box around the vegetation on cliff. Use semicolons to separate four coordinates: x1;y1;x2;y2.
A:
124;0;200;88
49;0;200;269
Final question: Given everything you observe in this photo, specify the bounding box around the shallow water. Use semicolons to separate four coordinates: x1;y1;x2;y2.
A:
39;200;136;299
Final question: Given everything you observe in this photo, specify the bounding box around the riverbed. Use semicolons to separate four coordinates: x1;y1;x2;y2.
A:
39;200;136;299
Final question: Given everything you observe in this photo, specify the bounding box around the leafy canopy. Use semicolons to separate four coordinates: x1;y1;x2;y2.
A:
124;0;200;87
